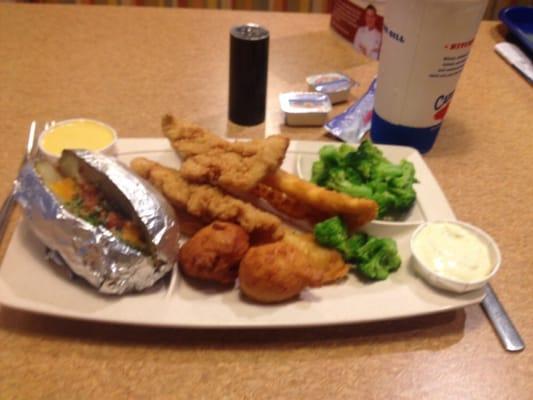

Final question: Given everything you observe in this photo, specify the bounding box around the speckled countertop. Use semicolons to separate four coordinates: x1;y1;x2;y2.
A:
0;4;531;399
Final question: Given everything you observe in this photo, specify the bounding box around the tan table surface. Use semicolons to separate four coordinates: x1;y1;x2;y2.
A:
0;4;532;399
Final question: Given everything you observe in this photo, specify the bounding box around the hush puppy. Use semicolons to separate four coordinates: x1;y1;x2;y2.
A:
178;222;250;284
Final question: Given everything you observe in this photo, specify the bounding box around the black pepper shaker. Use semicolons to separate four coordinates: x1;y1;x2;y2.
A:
228;23;269;126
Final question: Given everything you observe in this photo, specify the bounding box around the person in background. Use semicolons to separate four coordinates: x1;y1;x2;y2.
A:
353;5;382;60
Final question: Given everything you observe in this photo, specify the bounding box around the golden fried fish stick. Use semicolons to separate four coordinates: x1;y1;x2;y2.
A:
130;158;284;241
282;231;349;284
239;241;324;303
262;170;378;228
251;183;319;220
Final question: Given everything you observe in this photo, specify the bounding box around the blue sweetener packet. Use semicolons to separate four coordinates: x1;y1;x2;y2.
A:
324;78;377;143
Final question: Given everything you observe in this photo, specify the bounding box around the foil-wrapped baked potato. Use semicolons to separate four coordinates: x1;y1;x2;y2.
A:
15;150;180;294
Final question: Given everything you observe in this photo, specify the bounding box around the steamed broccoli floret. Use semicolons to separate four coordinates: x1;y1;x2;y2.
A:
338;143;356;159
341;232;368;260
313;216;348;250
311;160;328;185
355;237;401;280
372;162;404;181
390;186;416;210
325;169;373;198
357;139;386;161
313;217;401;281
318;145;342;168
370;189;397;217
390;160;416;188
311;140;417;219
345;140;386;179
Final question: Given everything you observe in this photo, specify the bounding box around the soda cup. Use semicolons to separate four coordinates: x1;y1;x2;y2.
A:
371;0;488;153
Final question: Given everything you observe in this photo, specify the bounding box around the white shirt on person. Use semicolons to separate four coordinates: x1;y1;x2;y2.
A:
353;26;382;60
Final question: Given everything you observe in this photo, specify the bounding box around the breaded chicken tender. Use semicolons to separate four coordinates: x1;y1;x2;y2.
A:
239;242;323;303
162;115;227;158
162;114;289;192
130;157;283;241
179;222;249;284
282;231;349;284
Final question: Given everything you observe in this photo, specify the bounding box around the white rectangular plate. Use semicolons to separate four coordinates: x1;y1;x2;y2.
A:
0;139;484;328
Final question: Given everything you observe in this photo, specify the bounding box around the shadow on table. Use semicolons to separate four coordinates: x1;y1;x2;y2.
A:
423;117;476;159
0;306;466;354
269;31;367;85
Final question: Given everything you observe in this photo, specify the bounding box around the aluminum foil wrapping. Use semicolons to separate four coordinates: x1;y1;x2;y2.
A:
14;150;180;294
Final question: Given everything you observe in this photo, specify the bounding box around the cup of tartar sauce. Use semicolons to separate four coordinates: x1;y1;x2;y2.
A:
306;72;357;104
279;92;332;126
38;118;117;162
410;220;501;293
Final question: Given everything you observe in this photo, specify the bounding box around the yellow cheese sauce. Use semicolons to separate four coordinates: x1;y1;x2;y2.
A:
41;120;115;157
412;222;492;282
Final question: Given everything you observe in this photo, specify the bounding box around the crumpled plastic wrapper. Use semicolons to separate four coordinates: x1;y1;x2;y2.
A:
324;78;377;143
14;150;180;295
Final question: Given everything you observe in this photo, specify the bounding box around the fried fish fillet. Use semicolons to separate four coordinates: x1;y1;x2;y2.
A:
282;231;349;284
130;157;284;241
263;170;378;228
162;114;289;192
239;241;324;303
250;183;327;222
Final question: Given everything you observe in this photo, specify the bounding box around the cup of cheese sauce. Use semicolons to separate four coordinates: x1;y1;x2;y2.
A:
39;119;117;161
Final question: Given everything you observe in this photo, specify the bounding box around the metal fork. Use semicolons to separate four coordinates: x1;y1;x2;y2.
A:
0;121;39;244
